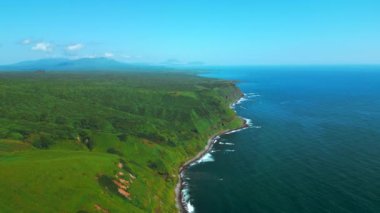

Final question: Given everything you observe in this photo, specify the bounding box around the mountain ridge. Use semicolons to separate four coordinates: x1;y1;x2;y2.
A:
0;58;166;72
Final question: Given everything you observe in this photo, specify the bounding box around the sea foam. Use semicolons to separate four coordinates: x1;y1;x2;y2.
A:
186;202;195;213
235;97;248;105
219;142;235;146
225;128;244;134
230;96;249;109
246;92;261;98
190;153;215;166
197;153;214;163
244;118;253;126
181;183;195;213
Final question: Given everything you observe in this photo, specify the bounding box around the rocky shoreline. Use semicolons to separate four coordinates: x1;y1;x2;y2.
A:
175;96;249;213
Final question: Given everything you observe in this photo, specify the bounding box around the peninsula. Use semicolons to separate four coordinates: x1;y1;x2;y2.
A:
0;70;244;212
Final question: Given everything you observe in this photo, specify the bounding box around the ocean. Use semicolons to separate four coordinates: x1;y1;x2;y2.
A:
181;66;380;213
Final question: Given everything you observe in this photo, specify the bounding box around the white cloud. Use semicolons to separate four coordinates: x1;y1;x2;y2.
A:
66;43;84;51
32;42;52;52
22;39;32;45
104;52;114;58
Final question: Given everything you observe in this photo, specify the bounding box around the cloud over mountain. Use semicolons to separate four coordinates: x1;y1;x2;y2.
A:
32;42;52;52
104;52;114;58
66;43;84;51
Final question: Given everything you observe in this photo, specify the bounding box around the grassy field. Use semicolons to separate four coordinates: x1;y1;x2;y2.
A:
0;71;243;212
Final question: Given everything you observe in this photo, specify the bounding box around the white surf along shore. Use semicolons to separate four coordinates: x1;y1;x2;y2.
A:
175;92;258;213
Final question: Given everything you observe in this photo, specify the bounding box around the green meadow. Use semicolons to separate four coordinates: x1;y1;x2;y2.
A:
0;71;243;212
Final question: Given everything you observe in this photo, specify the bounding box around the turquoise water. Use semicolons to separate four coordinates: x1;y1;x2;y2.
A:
182;66;380;213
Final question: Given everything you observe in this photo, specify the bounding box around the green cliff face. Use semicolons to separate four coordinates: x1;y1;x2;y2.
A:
0;72;243;212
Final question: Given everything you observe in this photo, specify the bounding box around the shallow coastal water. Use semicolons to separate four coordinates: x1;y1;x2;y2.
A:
182;66;380;213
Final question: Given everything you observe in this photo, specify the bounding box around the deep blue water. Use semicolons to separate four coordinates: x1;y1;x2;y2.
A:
182;66;380;213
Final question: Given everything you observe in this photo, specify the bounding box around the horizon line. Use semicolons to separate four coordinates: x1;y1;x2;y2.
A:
0;57;379;67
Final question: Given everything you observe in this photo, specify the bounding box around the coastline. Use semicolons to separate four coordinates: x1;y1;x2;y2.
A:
175;96;249;213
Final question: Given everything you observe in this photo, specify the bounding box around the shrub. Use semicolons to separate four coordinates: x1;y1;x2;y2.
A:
32;133;54;149
106;147;123;156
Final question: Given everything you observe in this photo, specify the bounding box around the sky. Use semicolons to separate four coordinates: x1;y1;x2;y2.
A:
0;0;379;65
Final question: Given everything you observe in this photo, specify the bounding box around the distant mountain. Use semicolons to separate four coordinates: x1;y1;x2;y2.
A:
0;58;166;72
161;59;182;65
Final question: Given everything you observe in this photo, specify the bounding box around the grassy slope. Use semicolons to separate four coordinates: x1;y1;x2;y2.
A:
0;72;243;212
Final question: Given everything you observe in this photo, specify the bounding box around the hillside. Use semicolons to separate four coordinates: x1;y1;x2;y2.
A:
0;71;243;212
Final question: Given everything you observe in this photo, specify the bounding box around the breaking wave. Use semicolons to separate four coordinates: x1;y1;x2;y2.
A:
190;153;215;167
219;142;235;146
181;181;195;213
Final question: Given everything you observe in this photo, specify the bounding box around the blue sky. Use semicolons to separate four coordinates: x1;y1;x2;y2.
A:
0;0;379;65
